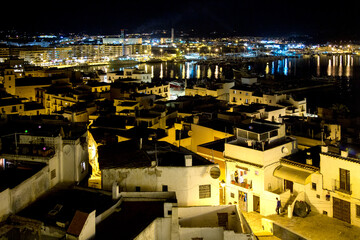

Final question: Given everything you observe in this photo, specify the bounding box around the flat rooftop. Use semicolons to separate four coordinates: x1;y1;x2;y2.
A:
282;146;321;169
0;161;46;192
0;115;87;140
96;201;164;240
244;211;360;240
228;136;295;152
199;137;237;152
178;205;245;233
235;122;279;134
98;140;214;169
18;185;115;228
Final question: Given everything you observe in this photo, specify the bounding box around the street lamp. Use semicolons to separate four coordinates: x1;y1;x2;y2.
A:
220;180;226;205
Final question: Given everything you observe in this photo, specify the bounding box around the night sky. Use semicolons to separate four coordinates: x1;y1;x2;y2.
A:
1;0;359;39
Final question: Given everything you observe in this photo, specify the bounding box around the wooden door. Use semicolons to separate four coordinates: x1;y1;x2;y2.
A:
284;180;293;193
333;197;351;223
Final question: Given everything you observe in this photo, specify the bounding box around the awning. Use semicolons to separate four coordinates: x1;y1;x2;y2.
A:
273;165;312;185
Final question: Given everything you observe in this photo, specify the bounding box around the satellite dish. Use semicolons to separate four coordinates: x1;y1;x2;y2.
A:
188;130;193;137
210;167;221;179
282;147;289;154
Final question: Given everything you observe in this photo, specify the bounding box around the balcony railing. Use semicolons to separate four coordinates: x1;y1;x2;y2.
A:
231;180;252;189
334;180;352;195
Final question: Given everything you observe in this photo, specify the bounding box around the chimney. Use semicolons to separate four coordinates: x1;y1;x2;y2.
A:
151;161;157;167
321;145;328;153
139;138;142;150
112;181;120;200
185;155;192;167
341;150;348;158
121;29;125;39
306;152;312;165
193;116;199;124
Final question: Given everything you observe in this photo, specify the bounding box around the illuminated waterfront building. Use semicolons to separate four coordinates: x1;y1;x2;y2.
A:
185;79;235;101
107;68;151;83
230;86;307;117
18;47;72;65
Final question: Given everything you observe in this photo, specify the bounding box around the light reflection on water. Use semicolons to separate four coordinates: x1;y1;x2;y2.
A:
90;54;360;80
259;54;358;78
106;61;223;80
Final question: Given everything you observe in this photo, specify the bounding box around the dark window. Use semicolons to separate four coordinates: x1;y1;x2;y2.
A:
339;168;350;192
237;129;247;138
199;184;211;199
135;186;141;192
248;132;258;141
167;210;172;215
312;182;317;190
270;130;278;137
51;169;56;179
357;205;360;218
162;185;168;192
260;133;268;141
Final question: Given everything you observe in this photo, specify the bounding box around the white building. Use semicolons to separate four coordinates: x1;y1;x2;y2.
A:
102;37;142;45
319;146;360;226
175;205;256;240
223;120;298;216
99;140;220;207
271;144;360;227
185;80;235;102
0;120;89;221
228;104;287;123
107;69;151;83
229;87;306;117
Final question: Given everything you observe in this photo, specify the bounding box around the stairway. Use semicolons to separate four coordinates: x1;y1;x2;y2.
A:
282;194;297;215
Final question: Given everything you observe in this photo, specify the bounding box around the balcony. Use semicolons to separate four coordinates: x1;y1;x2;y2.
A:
334;180;352;195
231;179;252;189
0;144;55;160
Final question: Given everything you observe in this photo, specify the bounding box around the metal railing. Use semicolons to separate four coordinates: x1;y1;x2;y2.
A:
334;180;352;195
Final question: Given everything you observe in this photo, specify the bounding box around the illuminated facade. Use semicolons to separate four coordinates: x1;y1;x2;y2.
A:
199;120;298;216
19;47;72;65
100;140;220;206
319;147;360;227
229;88;307;116
185;80;235;101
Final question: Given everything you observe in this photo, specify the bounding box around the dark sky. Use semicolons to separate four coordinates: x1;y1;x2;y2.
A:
1;0;359;39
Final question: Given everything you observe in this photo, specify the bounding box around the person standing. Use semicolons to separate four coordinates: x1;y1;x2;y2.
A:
276;198;281;215
234;171;239;183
